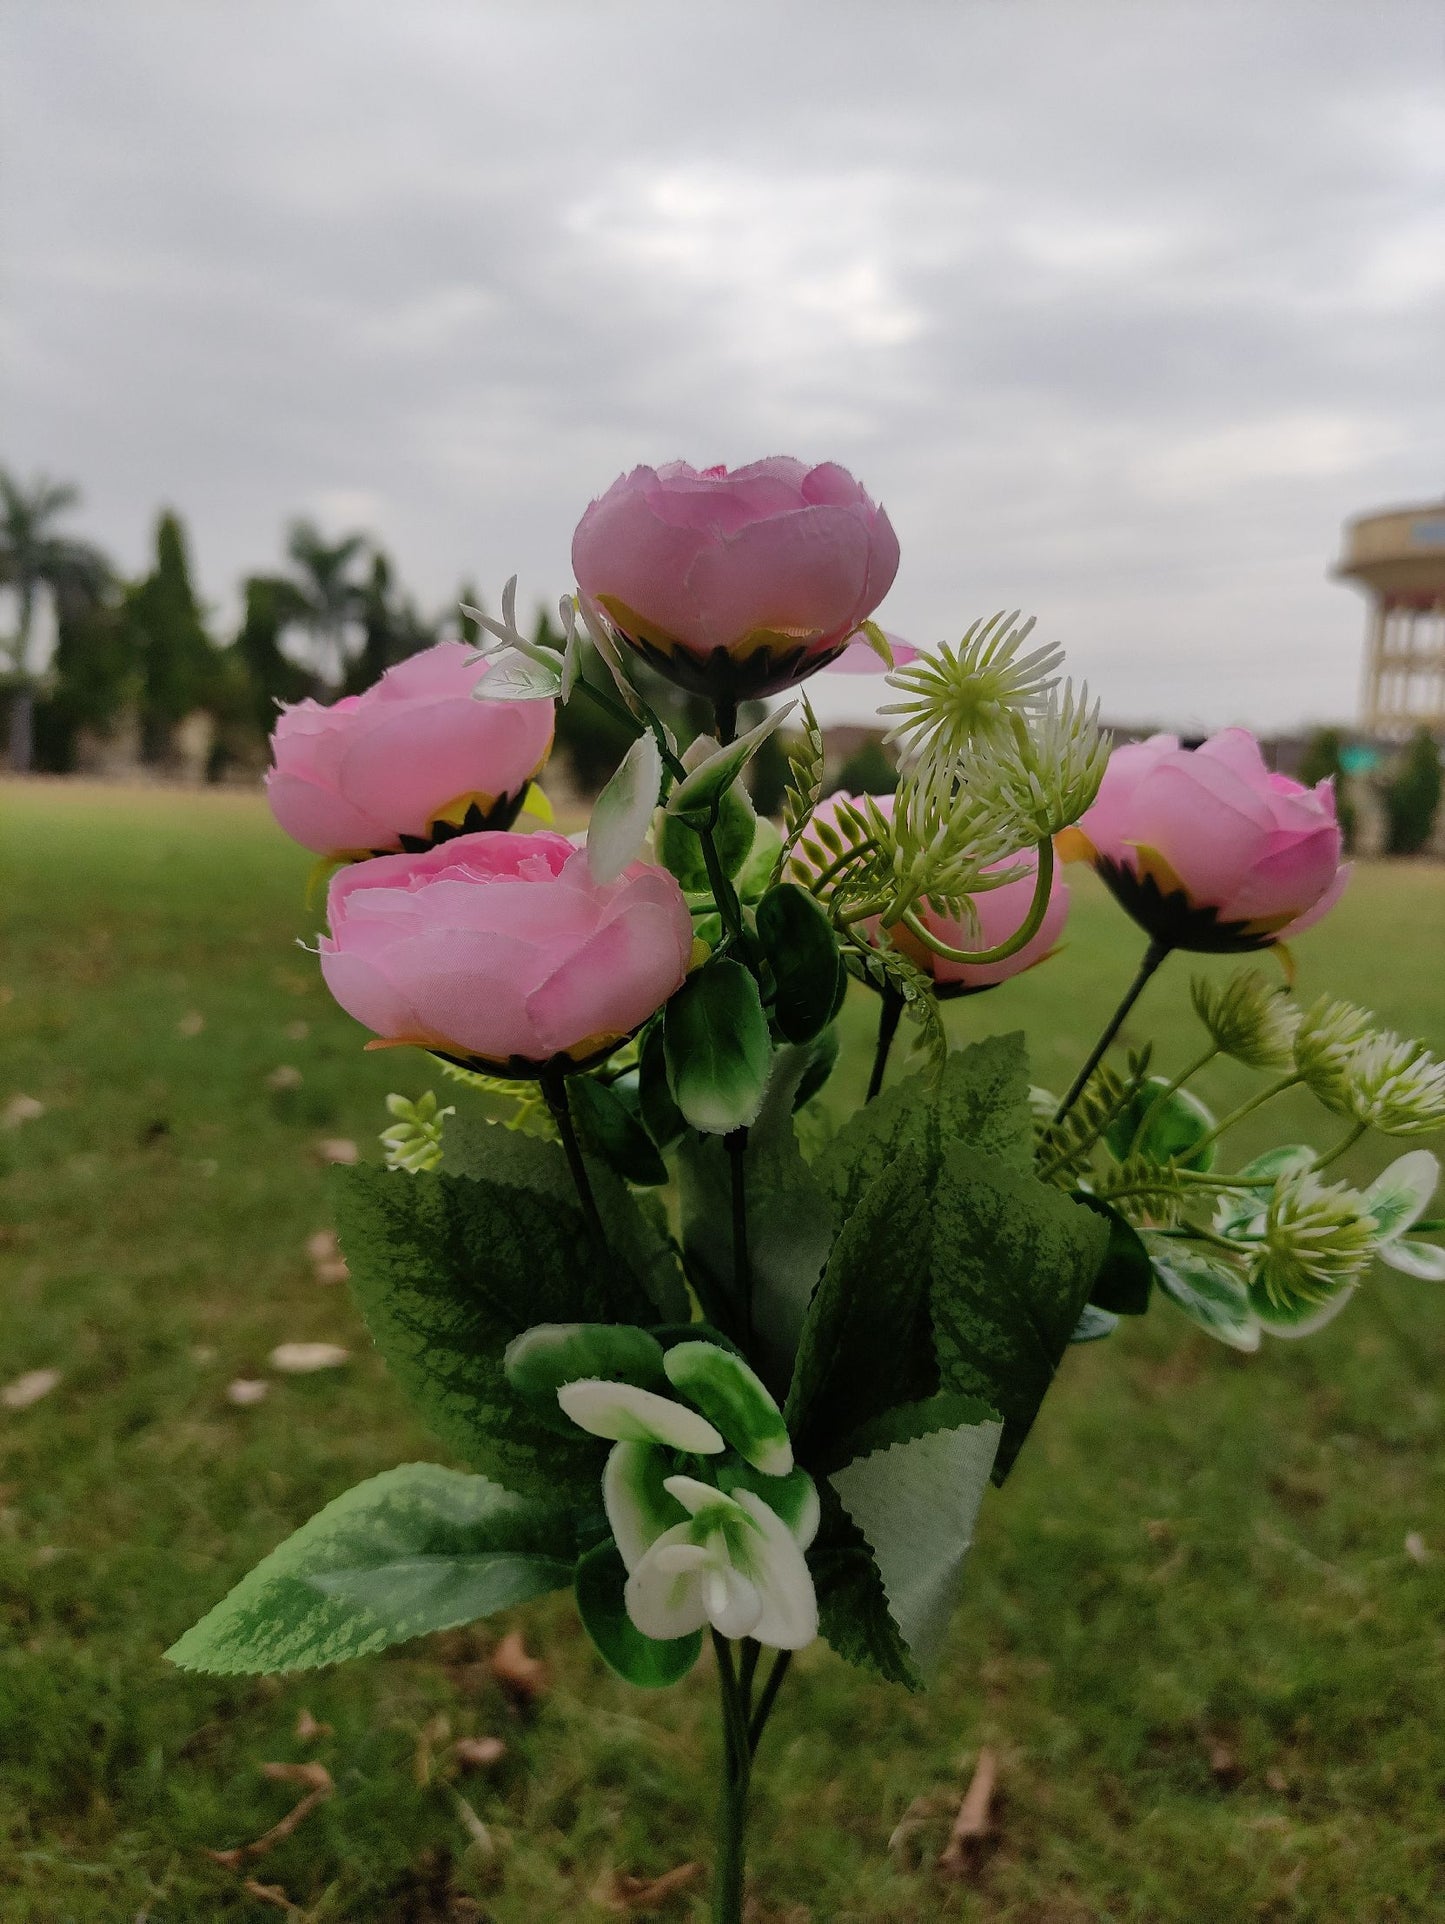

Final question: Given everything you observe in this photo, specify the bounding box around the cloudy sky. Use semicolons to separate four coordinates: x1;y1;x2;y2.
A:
4;3;1443;731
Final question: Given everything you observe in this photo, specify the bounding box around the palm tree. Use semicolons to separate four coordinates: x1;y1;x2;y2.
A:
283;520;370;692
1;469;112;770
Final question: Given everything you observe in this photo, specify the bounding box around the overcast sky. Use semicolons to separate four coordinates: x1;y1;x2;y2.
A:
4;3;1443;732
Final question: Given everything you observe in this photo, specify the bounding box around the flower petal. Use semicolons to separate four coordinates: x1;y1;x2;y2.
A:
624;1527;711;1640
726;1490;819;1650
555;1380;724;1453
1380;1238;1445;1282
662;1341;793;1475
603;1443;689;1572
1364;1150;1440;1240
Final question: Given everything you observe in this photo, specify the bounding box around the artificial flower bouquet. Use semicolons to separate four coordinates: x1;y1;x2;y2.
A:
170;460;1445;1919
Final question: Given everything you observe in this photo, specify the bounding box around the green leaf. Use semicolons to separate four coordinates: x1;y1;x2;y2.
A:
667;707;792;819
1105;1078;1217;1171
567;1076;669;1187
574;1539;702;1687
637;1021;686;1150
930;1143;1109;1481
1075;1194;1154;1315
441;1113;687;1322
1143;1234;1261;1352
735;815;784;902
335;1164;617;1499
662;1340;792;1475
755;883;845;1045
167;1464;574;1675
657;786;757;891
787;1154;939;1463
809;1485;919;1690
829;1396;1002;1677
936;1033;1035;1173
664;960;772;1135
677;1044;837;1381
587;731;662;884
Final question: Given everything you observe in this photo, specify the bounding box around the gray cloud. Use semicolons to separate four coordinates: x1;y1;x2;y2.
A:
3;1;1443;732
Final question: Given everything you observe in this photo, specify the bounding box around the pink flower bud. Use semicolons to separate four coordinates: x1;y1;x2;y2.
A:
1062;729;1348;951
265;643;555;858
571;459;900;700
318;832;694;1073
801;795;1071;995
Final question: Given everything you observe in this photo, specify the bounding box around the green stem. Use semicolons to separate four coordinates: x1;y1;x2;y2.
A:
890;838;1056;968
573;675;686;782
714;696;739;747
747;1649;792;1750
1054;939;1171;1126
726;1128;753;1350
805;838;879;897
1188;1073;1304;1160
540;1071;607;1247
1126;1045;1219;1157
700;805;747;948
1311;1120;1368;1174
711;1635;751;1924
866;990;904;1104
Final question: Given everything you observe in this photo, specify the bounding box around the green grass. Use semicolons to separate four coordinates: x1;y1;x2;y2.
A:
3;777;1444;1923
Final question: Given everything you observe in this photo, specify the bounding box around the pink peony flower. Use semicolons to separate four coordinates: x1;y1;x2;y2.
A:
266;643;555;858
800;794;1070;995
571;458;900;699
319;832;694;1072
1061;729;1348;951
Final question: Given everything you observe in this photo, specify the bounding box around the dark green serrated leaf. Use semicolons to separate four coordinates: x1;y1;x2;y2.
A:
930;1142;1109;1481
1075;1193;1154;1315
167;1464;574;1675
441;1112;686;1321
937;1032;1034;1172
334;1165;609;1499
574;1539;702;1688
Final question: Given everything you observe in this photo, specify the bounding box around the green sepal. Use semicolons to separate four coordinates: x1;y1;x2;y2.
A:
166;1464;574;1675
574;1538;703;1688
1105;1078;1217;1171
714;1460;819;1544
1075;1193;1154;1315
755;882;846;1044
664;959;772;1135
567;1075;669;1186
657;786;757;891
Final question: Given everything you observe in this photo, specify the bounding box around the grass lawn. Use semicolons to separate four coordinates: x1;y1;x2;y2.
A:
3;776;1445;1923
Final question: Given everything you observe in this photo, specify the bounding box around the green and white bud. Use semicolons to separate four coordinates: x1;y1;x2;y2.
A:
969;681;1109;839
378;1090;454;1172
1248;1170;1376;1314
1191;969;1300;1069
1293;996;1374;1113
879;611;1064;769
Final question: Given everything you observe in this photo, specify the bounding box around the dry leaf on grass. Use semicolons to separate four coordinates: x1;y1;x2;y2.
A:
490;1630;547;1704
241;1879;301;1914
306;1229;339;1263
1208;1738;1243;1787
597;1862;702;1912
294;1707;333;1742
2;1095;45;1129
450;1789;496;1858
453;1735;506;1770
1405;1531;1428;1564
284;1019;310;1042
206;1762;333;1868
938;1746;998;1879
226;1379;269;1407
316;1138;358;1165
265;1065;304;1093
886;1791;949;1861
314;1261;350;1286
269;1343;349;1374
414;1712;451;1786
177;1010;206;1037
2;1368;61;1411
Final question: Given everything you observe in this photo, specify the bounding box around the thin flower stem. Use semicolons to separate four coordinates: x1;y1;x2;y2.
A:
747;1649;792;1751
711;1634;752;1924
893;837;1056;967
1311;1120;1368;1174
1188;1073;1304;1159
1054;939;1171;1126
866;990;904;1104
539;1070;607;1246
1126;1045;1219;1157
725;1128;753;1350
714;696;740;748
700;805;747;948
